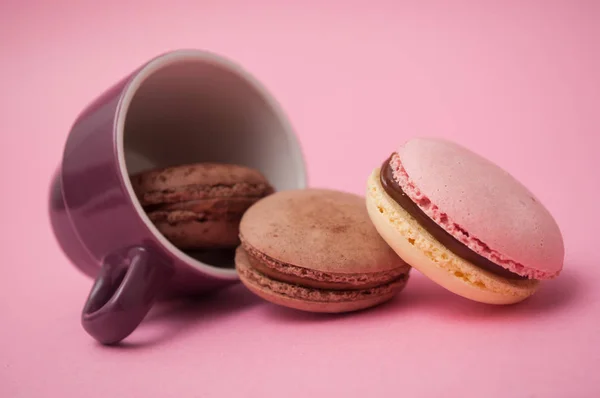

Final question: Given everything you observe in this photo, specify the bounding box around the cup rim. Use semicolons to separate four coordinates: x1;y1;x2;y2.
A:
114;49;307;279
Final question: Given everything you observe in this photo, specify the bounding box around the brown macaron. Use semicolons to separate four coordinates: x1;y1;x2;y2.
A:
131;163;274;250
236;189;411;313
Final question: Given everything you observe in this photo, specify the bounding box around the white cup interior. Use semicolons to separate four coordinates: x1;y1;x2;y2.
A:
116;50;307;278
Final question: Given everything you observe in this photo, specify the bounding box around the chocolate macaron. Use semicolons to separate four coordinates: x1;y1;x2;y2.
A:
131;163;274;250
236;189;411;313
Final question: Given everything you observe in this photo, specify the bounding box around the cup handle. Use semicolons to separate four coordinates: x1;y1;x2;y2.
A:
81;246;173;345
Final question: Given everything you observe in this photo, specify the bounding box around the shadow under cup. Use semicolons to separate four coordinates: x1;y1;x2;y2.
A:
49;50;307;345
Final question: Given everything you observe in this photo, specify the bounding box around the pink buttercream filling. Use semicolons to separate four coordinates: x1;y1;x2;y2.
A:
389;153;555;280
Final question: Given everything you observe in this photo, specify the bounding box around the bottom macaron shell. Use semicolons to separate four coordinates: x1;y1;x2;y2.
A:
235;247;408;313
154;220;242;249
366;169;539;305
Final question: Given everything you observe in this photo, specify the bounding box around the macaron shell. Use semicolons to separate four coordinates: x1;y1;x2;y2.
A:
397;138;564;277
239;189;403;275
367;169;539;304
152;219;242;249
152;196;259;217
131;162;272;198
235;247;406;313
242;243;407;290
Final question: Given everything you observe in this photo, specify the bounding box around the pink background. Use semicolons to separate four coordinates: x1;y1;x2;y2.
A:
1;1;599;397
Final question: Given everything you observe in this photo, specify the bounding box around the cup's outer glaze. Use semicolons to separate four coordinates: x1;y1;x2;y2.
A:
49;50;307;344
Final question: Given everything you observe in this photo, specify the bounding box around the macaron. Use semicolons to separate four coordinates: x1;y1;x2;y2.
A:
131;163;274;250
235;189;411;313
366;137;564;305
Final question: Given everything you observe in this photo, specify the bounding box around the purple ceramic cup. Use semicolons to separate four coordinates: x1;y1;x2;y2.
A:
49;49;307;345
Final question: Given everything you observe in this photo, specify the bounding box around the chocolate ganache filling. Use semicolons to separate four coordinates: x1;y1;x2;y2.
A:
380;155;526;280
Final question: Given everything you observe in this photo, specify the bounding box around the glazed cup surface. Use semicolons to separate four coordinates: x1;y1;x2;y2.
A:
49;49;307;344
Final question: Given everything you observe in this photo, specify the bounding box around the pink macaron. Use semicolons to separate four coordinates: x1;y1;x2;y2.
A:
366;137;564;304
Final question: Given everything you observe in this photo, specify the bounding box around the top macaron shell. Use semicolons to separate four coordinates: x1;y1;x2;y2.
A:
239;189;403;275
395;137;564;278
131;163;272;205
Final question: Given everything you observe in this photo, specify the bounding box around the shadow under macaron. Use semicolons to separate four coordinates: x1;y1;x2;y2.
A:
399;268;584;321
260;293;405;323
255;266;584;324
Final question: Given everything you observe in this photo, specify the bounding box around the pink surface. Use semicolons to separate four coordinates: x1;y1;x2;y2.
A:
1;1;599;397
392;138;564;279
